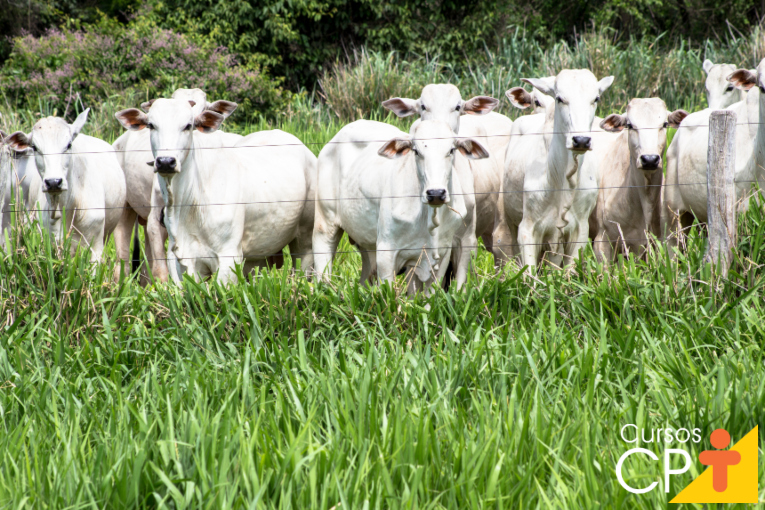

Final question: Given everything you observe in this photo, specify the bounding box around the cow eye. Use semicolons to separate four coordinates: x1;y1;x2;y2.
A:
183;124;192;131
760;85;765;94
454;105;460;111
147;123;155;130
421;105;426;111
663;122;669;128
556;96;563;104
594;96;600;103
534;99;541;107
725;84;734;91
626;123;634;130
65;142;72;151
29;144;36;152
412;148;420;156
448;147;455;156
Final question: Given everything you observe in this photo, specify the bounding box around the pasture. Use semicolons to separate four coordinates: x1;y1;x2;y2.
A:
1;34;765;509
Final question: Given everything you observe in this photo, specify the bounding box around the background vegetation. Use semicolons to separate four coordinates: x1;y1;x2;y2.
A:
0;0;763;121
1;1;765;508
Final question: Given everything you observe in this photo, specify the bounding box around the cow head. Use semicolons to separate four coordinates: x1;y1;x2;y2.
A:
115;98;226;176
383;84;498;133
6;108;90;194
600;98;687;175
703;60;743;109
377;120;488;206
506;80;555;114
523;70;613;153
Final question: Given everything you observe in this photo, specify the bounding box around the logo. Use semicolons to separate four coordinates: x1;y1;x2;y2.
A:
615;424;759;503
670;426;758;503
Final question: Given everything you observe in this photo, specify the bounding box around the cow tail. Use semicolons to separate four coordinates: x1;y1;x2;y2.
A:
131;219;141;274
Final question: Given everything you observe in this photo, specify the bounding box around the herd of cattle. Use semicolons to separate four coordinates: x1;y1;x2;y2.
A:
0;58;764;293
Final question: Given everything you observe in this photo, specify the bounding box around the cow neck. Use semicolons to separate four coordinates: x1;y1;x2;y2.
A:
48;154;83;224
165;133;215;222
754;87;765;184
627;134;662;236
547;129;579;190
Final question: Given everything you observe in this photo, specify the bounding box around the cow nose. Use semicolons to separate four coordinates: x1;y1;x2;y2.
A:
155;156;177;173
426;189;447;205
640;154;661;169
44;178;63;192
571;136;592;150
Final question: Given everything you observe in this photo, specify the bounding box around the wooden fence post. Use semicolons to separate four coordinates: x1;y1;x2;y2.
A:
704;110;737;277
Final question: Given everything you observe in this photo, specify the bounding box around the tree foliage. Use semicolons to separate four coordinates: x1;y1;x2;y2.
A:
147;0;763;89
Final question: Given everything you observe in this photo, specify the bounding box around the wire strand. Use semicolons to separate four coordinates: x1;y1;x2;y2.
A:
4;120;765;157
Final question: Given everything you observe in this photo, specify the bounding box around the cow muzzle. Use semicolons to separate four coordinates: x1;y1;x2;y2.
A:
570;136;592;152
43;178;66;193
639;154;661;171
155;156;178;174
425;188;448;207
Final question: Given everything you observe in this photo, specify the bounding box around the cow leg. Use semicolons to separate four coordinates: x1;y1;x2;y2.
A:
375;246;398;284
312;221;342;281
492;215;516;269
593;230;612;263
289;233;313;276
518;217;541;269
147;183;170;283
360;250;376;285
139;225;152;286
112;205;137;280
452;230;475;291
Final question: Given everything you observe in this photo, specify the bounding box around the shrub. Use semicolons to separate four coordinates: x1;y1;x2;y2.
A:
319;27;765;122
0;16;285;122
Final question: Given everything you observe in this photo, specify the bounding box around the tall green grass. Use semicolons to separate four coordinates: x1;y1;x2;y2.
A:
319;27;765;122
1;156;765;508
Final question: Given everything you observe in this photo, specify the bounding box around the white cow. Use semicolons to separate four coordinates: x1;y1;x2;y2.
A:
662;65;761;247
703;60;746;109
313;119;488;292
383;84;509;267
0;137;43;246
6;109;128;275
590;99;688;260
513;70;614;268
115;99;315;283
112;88;238;283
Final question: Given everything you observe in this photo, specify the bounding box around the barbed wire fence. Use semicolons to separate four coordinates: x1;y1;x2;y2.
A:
0;113;760;278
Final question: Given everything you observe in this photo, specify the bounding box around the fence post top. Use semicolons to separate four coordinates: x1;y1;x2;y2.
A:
710;110;737;120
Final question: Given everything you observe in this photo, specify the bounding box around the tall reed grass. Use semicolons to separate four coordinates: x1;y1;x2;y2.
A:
319;27;765;122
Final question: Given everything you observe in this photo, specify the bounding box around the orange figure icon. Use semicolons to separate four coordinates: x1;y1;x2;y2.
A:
698;429;741;492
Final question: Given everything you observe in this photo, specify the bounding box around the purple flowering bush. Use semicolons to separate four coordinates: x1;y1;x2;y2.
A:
1;17;283;121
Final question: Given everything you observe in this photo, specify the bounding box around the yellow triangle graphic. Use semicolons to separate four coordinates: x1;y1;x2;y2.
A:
671;425;758;503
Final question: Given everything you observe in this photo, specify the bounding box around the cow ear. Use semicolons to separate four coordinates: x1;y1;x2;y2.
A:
461;96;498;115
6;131;31;152
194;111;224;133
70;108;90;139
505;87;534;109
382;98;418;117
667;109;689;128
727;69;757;90
377;137;412;158
599;114;628;132
597;76;615;95
521;77;555;97
455;138;490;160
140;99;157;113
702;59;714;75
206;100;238;119
116;108;149;131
